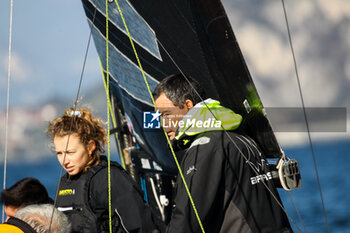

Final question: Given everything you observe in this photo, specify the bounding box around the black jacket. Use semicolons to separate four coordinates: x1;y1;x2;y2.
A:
57;156;158;233
166;131;293;233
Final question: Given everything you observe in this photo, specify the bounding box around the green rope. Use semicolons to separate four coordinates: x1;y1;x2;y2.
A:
112;0;205;232
105;1;113;233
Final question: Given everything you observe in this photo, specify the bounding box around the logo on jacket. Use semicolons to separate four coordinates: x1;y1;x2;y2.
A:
250;172;272;185
189;136;210;149
143;111;161;129
186;165;196;175
59;189;75;196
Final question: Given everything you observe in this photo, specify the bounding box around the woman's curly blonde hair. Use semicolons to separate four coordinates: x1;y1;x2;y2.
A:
47;108;107;173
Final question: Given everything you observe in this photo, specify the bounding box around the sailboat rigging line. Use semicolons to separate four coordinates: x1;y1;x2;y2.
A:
157;30;303;233
105;2;113;232
99;58;126;169
111;0;206;232
168;0;196;34
141;12;210;80
2;0;14;223
48;7;98;233
281;1;330;232
288;192;308;233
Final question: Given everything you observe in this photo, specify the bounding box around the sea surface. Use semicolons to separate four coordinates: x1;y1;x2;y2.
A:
0;140;349;233
279;139;350;233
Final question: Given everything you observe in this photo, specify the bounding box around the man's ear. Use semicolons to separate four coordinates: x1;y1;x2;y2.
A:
184;99;194;110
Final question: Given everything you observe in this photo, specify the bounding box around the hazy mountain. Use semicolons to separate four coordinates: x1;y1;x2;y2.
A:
222;0;350;146
222;0;350;108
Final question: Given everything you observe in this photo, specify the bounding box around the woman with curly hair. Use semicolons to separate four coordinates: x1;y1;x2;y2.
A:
48;108;158;233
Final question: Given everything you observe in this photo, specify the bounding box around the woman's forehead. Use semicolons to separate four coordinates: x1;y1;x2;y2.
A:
53;134;83;148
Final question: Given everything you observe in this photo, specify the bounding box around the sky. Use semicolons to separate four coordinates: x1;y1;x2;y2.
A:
0;0;350;148
0;0;101;108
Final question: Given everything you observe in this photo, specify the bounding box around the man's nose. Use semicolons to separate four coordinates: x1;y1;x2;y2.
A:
63;156;70;166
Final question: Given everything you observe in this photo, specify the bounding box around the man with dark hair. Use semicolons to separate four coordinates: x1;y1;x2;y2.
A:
153;74;206;141
1;177;53;221
153;73;205;108
153;74;293;233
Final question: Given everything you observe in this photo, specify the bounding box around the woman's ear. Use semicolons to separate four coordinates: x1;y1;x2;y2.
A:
184;99;194;110
87;140;96;155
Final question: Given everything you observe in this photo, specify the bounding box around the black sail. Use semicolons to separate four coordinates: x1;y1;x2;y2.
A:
81;0;282;172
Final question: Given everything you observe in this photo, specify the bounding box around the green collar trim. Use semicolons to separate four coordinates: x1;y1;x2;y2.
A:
175;99;242;140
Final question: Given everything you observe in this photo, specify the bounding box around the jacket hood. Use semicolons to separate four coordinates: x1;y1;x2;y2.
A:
175;99;242;140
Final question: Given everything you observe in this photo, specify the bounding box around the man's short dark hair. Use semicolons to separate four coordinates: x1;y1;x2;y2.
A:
153;73;206;107
1;177;53;207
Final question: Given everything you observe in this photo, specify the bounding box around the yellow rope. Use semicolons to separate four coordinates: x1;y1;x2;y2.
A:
112;1;155;105
105;1;113;233
112;0;205;232
98;57;126;169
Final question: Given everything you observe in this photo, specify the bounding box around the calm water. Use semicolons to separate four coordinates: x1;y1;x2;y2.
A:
279;140;350;233
0;140;349;233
